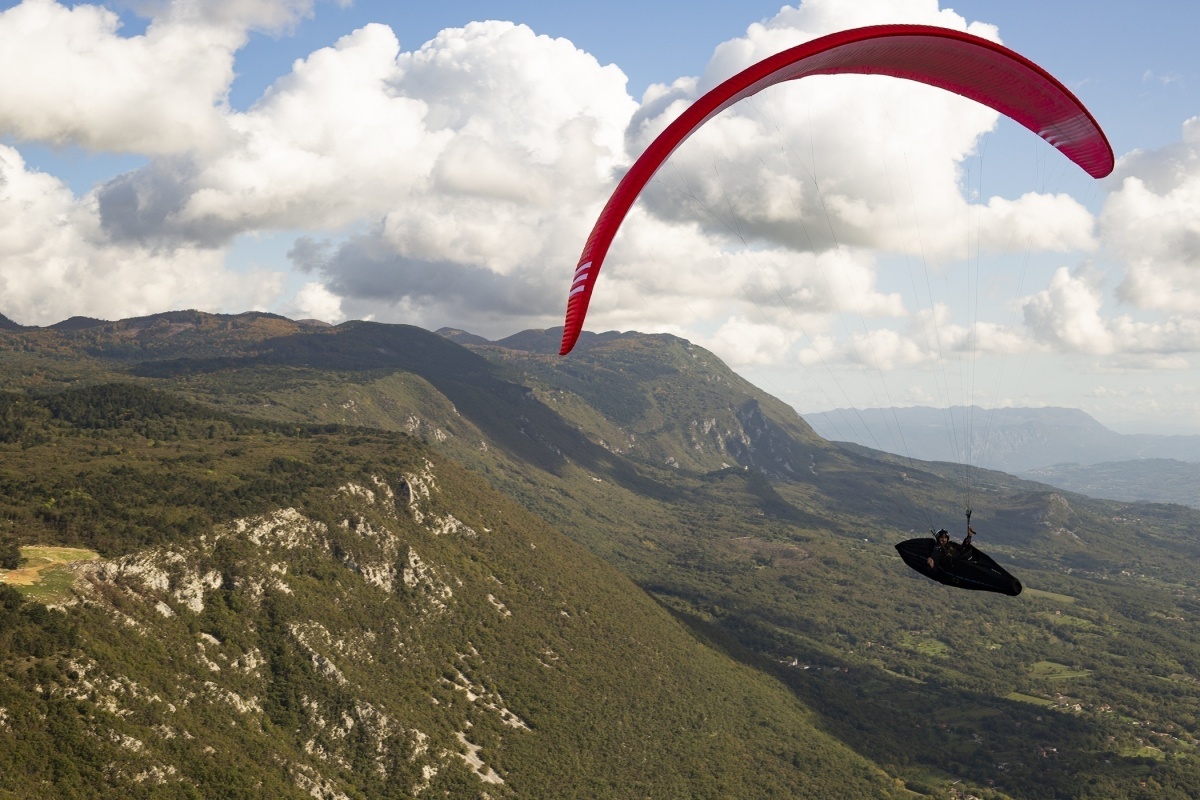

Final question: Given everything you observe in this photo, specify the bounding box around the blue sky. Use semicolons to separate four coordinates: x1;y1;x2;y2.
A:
1;0;1199;434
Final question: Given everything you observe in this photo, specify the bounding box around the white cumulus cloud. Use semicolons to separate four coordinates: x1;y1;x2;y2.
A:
1101;117;1200;314
1020;265;1200;360
0;144;281;326
0;0;322;154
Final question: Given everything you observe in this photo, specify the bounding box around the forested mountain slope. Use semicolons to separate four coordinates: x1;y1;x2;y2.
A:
0;385;898;799
3;311;1200;799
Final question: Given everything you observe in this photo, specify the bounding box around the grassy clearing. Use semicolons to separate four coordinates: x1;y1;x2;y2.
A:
1037;611;1098;629
1024;587;1076;603
881;667;923;684
1122;744;1165;760
1005;691;1056;706
1031;660;1093;680
1;546;99;602
898;633;949;657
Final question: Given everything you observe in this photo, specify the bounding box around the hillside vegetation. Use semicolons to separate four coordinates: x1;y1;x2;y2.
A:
0;383;898;798
2;311;1200;798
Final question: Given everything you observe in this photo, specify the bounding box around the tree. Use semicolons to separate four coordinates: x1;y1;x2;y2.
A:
0;532;19;570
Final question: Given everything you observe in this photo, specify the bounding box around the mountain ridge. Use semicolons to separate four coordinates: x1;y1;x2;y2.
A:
805;404;1200;469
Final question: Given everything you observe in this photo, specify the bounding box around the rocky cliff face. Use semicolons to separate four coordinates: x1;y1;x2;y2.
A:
714;399;821;480
60;465;522;797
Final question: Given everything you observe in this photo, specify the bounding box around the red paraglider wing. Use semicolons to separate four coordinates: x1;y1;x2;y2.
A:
560;24;1114;355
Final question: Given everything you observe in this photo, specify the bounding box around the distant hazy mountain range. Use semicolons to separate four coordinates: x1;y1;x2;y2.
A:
804;406;1200;508
1021;459;1200;508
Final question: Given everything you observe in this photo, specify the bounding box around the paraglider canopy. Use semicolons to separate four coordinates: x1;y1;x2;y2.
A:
559;23;1114;356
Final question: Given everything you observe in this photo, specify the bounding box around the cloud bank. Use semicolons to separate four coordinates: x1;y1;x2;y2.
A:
0;0;1193;418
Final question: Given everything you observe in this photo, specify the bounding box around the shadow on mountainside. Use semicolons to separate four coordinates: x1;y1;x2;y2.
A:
130;321;679;499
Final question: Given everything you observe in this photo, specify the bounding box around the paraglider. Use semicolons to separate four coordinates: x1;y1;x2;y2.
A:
558;24;1110;596
896;520;1022;596
895;535;1023;596
558;23;1114;355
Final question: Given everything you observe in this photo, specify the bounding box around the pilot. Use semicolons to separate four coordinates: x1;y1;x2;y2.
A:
927;526;975;569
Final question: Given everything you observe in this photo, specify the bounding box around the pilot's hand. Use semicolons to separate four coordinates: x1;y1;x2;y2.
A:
927;557;935;568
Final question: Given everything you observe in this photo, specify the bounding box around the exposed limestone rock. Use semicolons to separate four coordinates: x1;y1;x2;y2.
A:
195;641;222;673
290;763;351;800
443;656;528;731
239;508;329;551
131;764;179;785
289;622;348;686
202;681;261;714
399;460;439;523
111;731;145;752
454;730;504;785
232;648;264;675
174;570;223;614
336;482;376;505
26;481;524;796
358;561;396;594
428;513;476;538
402;548;453;612
486;594;511;617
